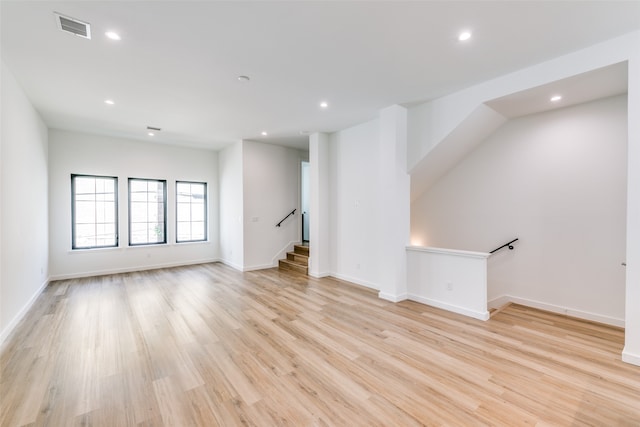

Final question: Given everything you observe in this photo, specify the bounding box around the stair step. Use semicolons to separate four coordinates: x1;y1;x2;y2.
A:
294;244;309;255
293;244;309;256
287;252;309;264
278;259;308;274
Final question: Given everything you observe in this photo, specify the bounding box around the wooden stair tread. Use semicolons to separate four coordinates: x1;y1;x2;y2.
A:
278;259;308;274
279;243;309;275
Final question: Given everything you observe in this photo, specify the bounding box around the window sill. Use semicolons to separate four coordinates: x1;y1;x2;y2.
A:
68;240;211;254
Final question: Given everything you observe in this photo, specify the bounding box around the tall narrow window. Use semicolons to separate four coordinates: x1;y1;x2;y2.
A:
129;178;166;245
176;181;207;243
71;174;118;249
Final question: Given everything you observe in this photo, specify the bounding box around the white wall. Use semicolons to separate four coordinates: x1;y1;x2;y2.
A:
412;95;628;326
48;130;219;279
242;140;305;270
624;48;640;365
329;119;382;289
407;246;490;320
377;105;410;301
309;133;331;277
407;32;639;173
218;141;244;269
1;61;49;343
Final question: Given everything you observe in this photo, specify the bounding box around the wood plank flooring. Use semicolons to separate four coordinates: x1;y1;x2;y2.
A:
1;263;639;426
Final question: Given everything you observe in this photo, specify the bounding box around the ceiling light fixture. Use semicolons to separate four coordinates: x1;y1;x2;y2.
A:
320;101;329;109
458;31;472;41
104;99;115;105
550;95;562;102
105;31;121;41
148;132;155;137
261;131;268;136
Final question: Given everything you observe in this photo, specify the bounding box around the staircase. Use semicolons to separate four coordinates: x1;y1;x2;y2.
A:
278;244;309;274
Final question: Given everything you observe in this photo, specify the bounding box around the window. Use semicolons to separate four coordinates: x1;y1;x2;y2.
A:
71;174;118;249
129;178;166;245
176;181;207;242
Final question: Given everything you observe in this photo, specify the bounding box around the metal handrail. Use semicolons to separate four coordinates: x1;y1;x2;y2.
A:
490;238;518;254
276;209;296;227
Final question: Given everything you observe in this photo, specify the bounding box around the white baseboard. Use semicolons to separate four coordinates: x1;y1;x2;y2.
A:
0;278;49;348
330;272;379;291
488;294;625;328
378;292;408;303
487;295;512;310
408;294;490;321
49;258;220;281
242;263;277;272
622;347;640;366
308;270;330;278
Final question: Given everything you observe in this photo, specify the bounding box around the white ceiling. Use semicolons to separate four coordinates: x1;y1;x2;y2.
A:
486;62;629;118
2;1;639;151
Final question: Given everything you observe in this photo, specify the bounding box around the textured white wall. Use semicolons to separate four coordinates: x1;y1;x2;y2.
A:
412;95;627;326
1;62;49;342
48;130;219;279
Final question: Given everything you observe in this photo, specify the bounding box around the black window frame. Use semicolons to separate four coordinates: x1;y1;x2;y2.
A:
175;180;208;243
128;177;167;246
71;174;119;250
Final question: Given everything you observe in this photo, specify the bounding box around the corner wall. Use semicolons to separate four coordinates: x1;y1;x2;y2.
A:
1;61;49;343
412;96;628;326
242;141;306;270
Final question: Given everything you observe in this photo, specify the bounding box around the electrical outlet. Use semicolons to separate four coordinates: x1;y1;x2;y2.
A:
446;282;453;291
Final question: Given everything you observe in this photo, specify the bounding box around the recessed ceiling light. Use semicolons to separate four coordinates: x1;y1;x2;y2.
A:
105;31;121;41
320;101;329;109
458;31;472;41
261;131;268;136
148;132;155;137
237;75;250;83
550;95;562;102
104;99;115;105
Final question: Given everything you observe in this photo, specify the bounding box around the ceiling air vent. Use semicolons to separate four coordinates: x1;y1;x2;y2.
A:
54;12;91;39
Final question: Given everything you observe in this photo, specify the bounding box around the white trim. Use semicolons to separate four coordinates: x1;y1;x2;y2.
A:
270;240;300;267
487;295;512;310
242;263;276;272
308;271;330;278
49;258;220;281
330;272;379;291
408;293;490;321
488;294;625;328
379;292;408;302
219;259;243;271
0;278;49;348
406;245;490;259
622;348;640;366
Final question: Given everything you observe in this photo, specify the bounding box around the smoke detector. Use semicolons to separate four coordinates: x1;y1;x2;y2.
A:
54;12;91;39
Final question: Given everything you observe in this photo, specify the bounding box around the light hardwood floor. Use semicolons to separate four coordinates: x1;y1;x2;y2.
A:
1;263;639;426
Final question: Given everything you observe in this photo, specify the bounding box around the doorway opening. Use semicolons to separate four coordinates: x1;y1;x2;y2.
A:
301;161;310;243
